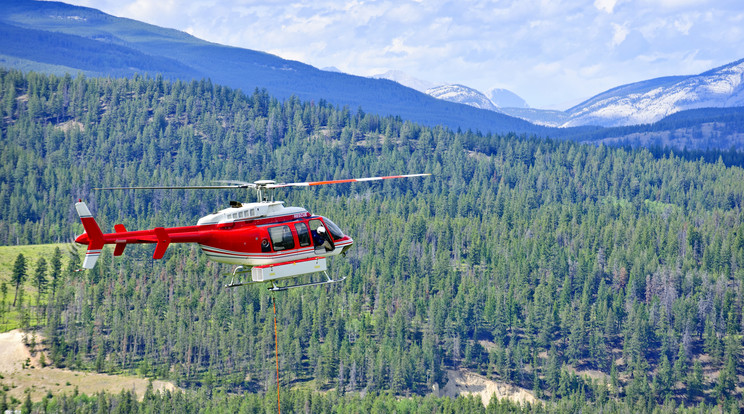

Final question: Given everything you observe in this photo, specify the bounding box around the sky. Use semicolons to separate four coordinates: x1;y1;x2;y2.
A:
62;0;744;109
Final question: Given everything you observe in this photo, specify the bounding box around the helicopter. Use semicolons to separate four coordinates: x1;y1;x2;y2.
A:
74;174;430;290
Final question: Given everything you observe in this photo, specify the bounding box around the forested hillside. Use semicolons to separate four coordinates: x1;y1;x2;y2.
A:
569;107;744;151
1;69;744;412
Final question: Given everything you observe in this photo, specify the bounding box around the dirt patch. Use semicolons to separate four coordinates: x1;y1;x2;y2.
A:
565;365;611;383
477;340;498;352
437;369;537;407
0;330;176;402
56;119;84;132
0;330;33;372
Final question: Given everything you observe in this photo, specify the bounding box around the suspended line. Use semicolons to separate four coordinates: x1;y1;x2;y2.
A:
272;295;281;414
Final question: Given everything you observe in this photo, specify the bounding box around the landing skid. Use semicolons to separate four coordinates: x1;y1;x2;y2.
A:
268;271;346;291
224;265;346;290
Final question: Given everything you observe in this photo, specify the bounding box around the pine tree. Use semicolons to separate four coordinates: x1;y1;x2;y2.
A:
49;247;62;301
652;354;673;402
34;257;48;310
686;360;703;401
0;282;7;316
12;254;27;307
673;342;687;385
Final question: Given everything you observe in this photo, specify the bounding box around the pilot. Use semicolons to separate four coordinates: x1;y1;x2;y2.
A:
313;226;333;251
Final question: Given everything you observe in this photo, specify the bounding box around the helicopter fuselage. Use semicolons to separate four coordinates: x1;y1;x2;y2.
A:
194;201;353;266
74;200;353;269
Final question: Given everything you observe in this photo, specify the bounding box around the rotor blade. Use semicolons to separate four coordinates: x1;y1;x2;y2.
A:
214;180;256;188
94;185;250;190
267;173;431;188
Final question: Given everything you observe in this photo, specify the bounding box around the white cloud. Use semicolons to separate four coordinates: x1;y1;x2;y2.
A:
580;64;604;77
650;0;710;8
594;0;619;13
673;16;693;34
611;23;630;46
533;61;562;76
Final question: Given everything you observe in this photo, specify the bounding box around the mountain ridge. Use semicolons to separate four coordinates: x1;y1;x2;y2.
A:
426;84;501;112
563;58;744;127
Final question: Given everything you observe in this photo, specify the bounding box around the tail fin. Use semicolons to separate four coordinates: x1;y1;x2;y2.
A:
75;201;105;269
153;227;171;260
113;224;127;256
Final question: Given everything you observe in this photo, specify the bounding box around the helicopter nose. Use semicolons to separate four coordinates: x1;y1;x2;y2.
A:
75;233;89;245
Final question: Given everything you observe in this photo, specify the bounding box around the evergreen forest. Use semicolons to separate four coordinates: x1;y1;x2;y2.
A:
1;69;743;413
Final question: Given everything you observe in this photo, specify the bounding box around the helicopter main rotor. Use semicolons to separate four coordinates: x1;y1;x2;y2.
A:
95;173;431;202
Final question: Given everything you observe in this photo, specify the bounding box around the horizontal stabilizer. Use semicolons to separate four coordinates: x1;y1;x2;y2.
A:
82;248;101;269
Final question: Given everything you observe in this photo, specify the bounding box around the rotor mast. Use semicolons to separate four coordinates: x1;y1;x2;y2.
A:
253;180;277;202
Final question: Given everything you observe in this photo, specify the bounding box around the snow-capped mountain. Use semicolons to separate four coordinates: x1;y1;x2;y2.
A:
426;84;500;112
372;70;531;113
487;88;529;108
563;58;744;127
372;70;435;93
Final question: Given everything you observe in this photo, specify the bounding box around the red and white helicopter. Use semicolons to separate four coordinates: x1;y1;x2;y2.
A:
74;174;429;290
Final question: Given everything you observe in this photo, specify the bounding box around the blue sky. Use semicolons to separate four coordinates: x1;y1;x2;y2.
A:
64;0;744;109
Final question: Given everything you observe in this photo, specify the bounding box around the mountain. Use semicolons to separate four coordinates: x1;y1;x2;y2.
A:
563;59;744;127
487;88;529;108
366;71;532;112
0;0;546;136
371;70;435;92
497;107;569;127
493;59;744;129
426;84;500;112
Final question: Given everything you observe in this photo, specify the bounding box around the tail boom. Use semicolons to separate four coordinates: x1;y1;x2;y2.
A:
74;201;207;269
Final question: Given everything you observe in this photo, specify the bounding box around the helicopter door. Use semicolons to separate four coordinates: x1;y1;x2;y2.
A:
309;219;335;253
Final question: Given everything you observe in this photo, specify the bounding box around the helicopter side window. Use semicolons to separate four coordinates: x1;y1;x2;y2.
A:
294;222;311;247
269;225;295;251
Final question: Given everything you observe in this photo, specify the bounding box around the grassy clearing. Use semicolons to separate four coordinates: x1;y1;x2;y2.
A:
0;243;74;281
0;244;75;332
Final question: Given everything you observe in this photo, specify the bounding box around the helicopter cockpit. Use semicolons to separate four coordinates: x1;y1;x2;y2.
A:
308;217;340;253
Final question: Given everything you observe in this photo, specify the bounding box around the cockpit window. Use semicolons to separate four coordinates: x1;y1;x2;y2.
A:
269;225;295;251
320;217;344;240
